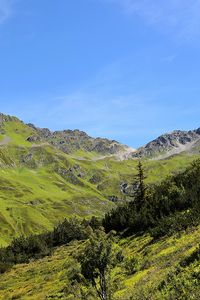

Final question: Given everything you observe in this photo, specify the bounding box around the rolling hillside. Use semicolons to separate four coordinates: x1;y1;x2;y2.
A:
0;113;200;299
1;226;200;300
0;113;200;246
1;158;200;300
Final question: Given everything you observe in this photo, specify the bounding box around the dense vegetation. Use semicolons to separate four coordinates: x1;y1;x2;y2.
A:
103;159;200;239
0;217;101;274
1;159;200;299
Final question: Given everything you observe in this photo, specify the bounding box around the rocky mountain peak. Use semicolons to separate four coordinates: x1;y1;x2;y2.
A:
0;113;19;124
26;123;129;156
131;128;200;159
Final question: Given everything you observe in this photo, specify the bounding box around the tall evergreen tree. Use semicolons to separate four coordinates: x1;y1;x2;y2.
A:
134;159;147;208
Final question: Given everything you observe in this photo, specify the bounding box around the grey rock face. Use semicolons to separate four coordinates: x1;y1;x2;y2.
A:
26;135;41;142
131;129;200;159
26;124;126;155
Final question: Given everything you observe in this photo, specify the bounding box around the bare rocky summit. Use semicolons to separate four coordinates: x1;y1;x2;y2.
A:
1;113;200;160
131;128;200;159
26;123;129;156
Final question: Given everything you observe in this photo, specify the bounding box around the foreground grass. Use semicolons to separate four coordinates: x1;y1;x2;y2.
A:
1;226;200;299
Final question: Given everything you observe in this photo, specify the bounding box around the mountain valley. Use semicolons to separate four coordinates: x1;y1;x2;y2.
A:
0;113;200;246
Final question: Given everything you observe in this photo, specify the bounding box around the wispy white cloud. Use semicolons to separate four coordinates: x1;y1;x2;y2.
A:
39;63;171;146
101;0;200;40
3;58;200;147
162;54;177;63
0;0;15;24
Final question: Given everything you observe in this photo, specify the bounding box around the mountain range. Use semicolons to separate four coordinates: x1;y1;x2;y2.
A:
1;113;200;299
24;117;200;160
0;112;200;246
2;113;199;159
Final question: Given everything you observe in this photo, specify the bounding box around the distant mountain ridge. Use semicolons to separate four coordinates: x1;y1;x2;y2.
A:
31;124;200;160
132;128;200;159
26;123;132;156
1;112;200;160
0;113;134;157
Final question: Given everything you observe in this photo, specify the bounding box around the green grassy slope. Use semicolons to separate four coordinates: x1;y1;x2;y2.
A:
1;115;200;299
0;118;114;245
0;115;200;246
0;165;111;246
0;226;200;299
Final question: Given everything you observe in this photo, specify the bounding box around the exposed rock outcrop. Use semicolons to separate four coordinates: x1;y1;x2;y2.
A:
131;128;200;159
26;124;130;156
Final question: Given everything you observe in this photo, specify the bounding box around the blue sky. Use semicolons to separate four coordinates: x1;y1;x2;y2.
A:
0;0;200;148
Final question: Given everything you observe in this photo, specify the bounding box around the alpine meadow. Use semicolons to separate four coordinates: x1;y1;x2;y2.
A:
0;1;200;299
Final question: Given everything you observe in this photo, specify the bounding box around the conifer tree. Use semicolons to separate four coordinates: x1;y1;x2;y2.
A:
134;159;147;208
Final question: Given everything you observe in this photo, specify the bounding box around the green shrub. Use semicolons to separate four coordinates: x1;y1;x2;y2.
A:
124;255;141;275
